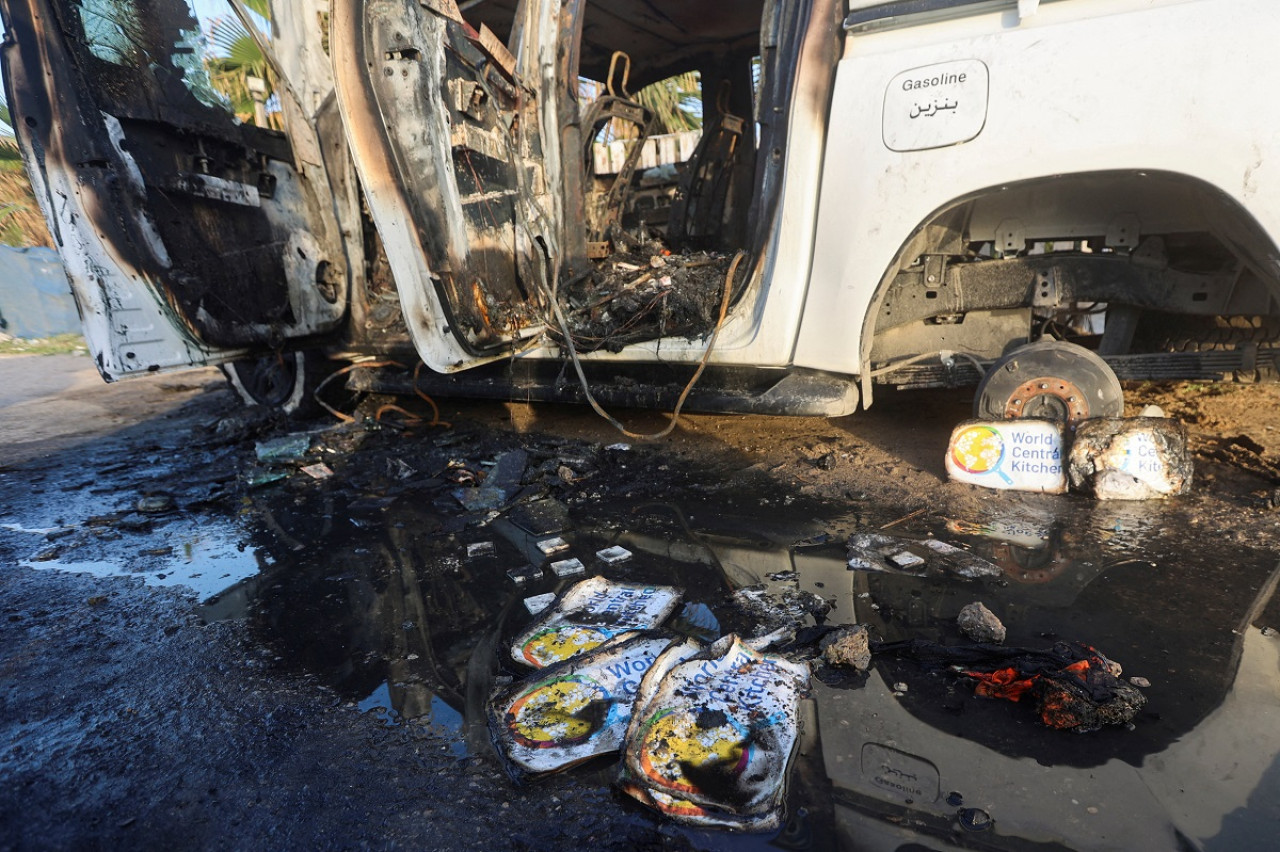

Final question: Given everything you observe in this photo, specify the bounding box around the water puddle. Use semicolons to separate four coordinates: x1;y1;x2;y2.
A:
2;523;73;536
13;515;261;601
200;481;1280;849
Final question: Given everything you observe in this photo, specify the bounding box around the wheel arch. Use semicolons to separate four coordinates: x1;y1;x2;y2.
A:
856;169;1280;404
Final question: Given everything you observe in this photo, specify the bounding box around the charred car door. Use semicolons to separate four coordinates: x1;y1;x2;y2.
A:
0;0;349;378
330;0;558;372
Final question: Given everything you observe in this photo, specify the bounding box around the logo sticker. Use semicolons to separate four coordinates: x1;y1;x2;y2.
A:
521;625;614;667
507;675;612;748
636;708;752;795
883;59;989;152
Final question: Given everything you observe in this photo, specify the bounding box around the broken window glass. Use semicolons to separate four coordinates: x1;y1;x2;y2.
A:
79;0;144;65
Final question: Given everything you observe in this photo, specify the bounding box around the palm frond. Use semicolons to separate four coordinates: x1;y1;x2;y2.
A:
202;6;276;126
634;72;703;135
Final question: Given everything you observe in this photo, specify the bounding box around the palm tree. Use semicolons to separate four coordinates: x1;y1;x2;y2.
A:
633;72;702;135
204;0;277;128
584;71;703;147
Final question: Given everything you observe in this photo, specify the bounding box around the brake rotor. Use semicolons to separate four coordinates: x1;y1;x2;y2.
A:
1004;376;1090;422
974;340;1123;427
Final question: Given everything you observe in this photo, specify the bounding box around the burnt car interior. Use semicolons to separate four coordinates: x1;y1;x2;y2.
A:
6;0;815;381
461;0;775;353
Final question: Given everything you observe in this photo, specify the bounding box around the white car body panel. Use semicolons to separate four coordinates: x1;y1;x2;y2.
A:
796;0;1280;375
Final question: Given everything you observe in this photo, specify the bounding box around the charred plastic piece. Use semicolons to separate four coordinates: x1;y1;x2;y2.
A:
731;584;830;637
619;634;810;831
881;639;1145;732
1067;417;1193;499
490;633;697;778
820;625;872;671
510;576;682;668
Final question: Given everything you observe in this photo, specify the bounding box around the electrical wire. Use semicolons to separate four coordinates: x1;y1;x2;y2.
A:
867;349;989;379
313;359;407;422
542;250;748;440
313;358;448;427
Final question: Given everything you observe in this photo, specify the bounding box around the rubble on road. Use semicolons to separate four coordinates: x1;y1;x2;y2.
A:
135;494;175;514
731;583;830;637
506;564;543;586
453;449;529;511
466;541;496;559
820;625;872;671
549;557;586;578
595;545;632;565
522;593;557;616
535;536;570;557
957;602;1006;643
254;434;311;463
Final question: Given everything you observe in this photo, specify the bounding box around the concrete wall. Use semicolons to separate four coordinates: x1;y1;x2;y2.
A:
0;245;79;338
592;130;700;176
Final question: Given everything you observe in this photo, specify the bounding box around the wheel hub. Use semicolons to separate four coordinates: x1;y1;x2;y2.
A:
973;340;1124;427
1003;376;1091;422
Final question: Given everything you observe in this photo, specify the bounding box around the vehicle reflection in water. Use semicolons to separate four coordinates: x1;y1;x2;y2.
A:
200;487;1280;851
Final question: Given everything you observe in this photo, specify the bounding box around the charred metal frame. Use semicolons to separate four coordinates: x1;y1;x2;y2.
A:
0;0;350;377
859;168;1280;403
876;251;1248;334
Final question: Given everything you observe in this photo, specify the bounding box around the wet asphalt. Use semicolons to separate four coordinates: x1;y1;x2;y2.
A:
0;361;817;851
3;357;1280;851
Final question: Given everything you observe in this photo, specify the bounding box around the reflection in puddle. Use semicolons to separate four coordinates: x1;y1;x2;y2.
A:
358;682;402;726
2;523;71;536
15;517;261;601
20;558;124;580
358;679;466;754
205;482;1280;849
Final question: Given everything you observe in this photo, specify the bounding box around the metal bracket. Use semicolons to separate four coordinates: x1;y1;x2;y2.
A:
922;255;946;290
1032;267;1059;308
1106;213;1141;249
995;219;1025;256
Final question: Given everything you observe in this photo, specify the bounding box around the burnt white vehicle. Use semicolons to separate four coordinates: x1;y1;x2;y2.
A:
4;0;1279;419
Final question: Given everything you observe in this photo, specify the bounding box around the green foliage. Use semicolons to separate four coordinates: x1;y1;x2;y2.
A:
0;333;89;355
203;0;276;126
1;91;16;153
0;142;22;172
633;72;703;135
0;202;25;246
584;71;703;144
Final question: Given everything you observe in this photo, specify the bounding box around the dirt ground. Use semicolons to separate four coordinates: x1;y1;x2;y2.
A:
3;358;1280;850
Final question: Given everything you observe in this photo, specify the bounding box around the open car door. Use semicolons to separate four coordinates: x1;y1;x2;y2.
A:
330;0;558;372
0;0;349;379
